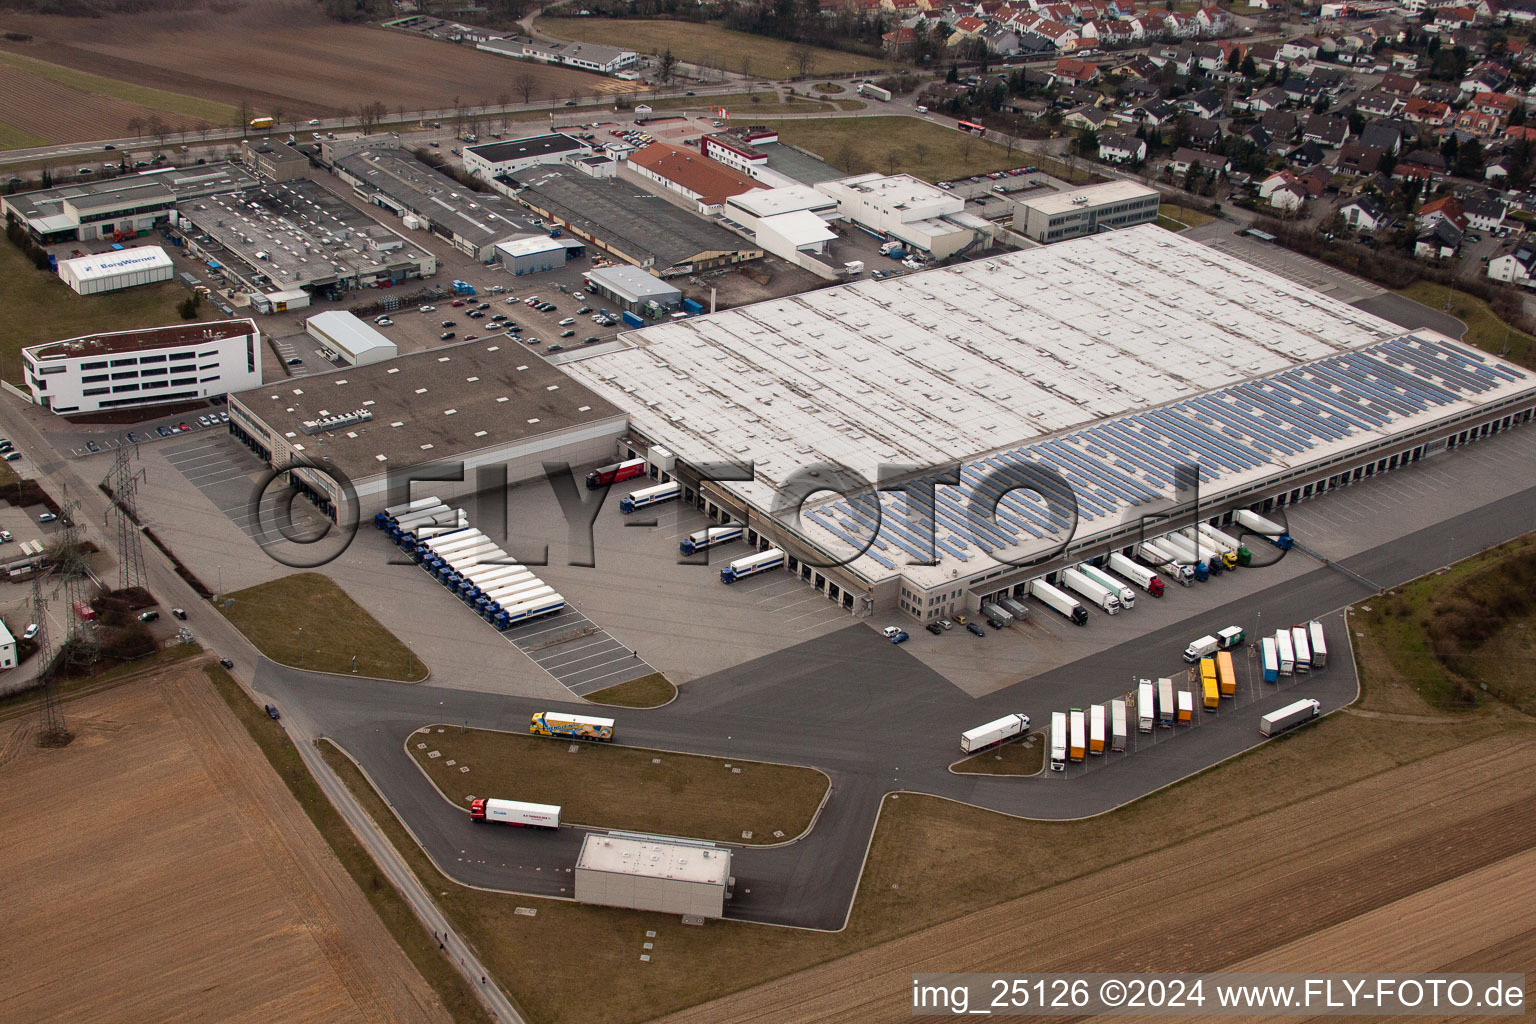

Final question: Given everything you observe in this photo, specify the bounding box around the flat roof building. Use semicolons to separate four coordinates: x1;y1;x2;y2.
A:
463;133;590;181
1;164;258;243
227;338;625;519
305;311;398;366
583;264;682;313
329;138;543;261
626;143;762;216
24;318;262;415
241;136;309;182
57;245;174;295
561;226;1536;620
574;834;730;918
502;167;762;276
1013;181;1162;243
722;186;842;268
816;172;988;258
478;38;639;74
176;178;437;297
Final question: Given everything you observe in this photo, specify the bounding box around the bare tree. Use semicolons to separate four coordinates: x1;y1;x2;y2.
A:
149;116;169;151
789;43;817;78
127;116;145;139
235;98;251;131
197;121;212;142
911;139;929;168
498;91;511;132
514;72;537;104
884;147;901;174
398;103;407;127
271;107;286;132
741;55;753;81
837;138;858;172
359;100;388;134
337;106;353;128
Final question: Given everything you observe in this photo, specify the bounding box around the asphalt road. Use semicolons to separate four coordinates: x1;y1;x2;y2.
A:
259;474;1536;930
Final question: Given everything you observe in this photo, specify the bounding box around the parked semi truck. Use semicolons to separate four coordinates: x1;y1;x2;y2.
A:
470;798;560;829
1050;712;1068;771
997;596;1030;622
1059;568;1120;615
1158;531;1213;578
1261;636;1279;683
1260;698;1320;736
857;82;892;101
1137;680;1155;732
1110;699;1128;751
530;712;614;742
1068;708;1086;762
1108;552;1165;597
1184;625;1244;662
1157;677;1175;727
1234;508;1294;550
960;713;1031;754
1077;563;1135;609
1275;629;1295;676
1136;541;1196;585
619;481;680;513
680;524;744;555
1088;704;1106;755
586;457;646;489
1199;522;1252;567
1307;619;1327;668
1177;689;1194;723
1028;578;1088;625
1201;658;1220;710
1291;625;1312;673
720;548;785;583
1174;528;1227;574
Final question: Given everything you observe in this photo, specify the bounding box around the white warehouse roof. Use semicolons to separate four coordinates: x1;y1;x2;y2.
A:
1019;180;1162;217
728;185;837;218
305;310;397;363
495;235;567;259
58;245;172;283
761;210;837;247
576;835;730;885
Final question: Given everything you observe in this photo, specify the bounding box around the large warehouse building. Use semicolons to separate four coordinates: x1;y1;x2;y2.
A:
1012;181;1162;243
560;226;1536;622
574;834;730;918
56;245;174;294
304;311;398;366
0;164;257;243
228;338;625;519
24;319;262;415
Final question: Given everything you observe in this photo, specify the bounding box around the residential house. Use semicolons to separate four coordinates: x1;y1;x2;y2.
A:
1417;195;1466;231
1186;116;1223;146
1394;148;1449;184
1474;92;1519;120
1356;90;1405;117
1261;109;1299;139
1063;105;1115;130
1053;57;1101;84
1451;108;1505;139
1378;72;1420;95
1460;62;1510;95
1488;241;1536;284
982;25;1023;54
1339;142;1385;175
1169;147;1231;174
882;26;918;57
1303;114;1350;148
1246;42;1282;71
1132;98;1179;126
1287;139;1327;167
1416;219;1464;258
1195;5;1229;34
1184;88;1224;118
1119;54;1161;80
1434;5;1479;28
1340;193;1392;231
1298;164;1332;197
1360;122;1405;155
947;14;987;45
1192;43;1227;73
1260;169;1304;207
1243;123;1274;151
1404;97;1451;126
1282;76;1328;105
1098;132;1147;163
1462;190;1507;230
1249;86;1291;112
1279;36;1322;62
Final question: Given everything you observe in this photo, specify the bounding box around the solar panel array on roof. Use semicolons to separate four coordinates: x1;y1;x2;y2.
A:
800;333;1530;582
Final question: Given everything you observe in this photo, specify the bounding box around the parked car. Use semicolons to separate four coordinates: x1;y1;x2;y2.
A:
264;704;281;720
881;625;902;637
419;305;436;312
560;329;575;338
925;622;943;635
178;422;191;432
441;320;456;328
440;331;455;340
889;630;910;644
219;657;234;669
3;452;20;462
38;512;57;523
24;623;39;640
966;622;986;637
287;357;303;366
139;610;159;622
172;608;187;620
546;343;566;352
376;317;393;326
451;299;466;306
476;301;490;309
86;440;101;452
558;317;576;326
156;426;172;437
0;530;11;543
577;305;593;314
583;336;600;344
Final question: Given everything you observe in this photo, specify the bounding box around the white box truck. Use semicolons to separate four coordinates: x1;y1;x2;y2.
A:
1077;563;1135;609
1260;698;1320;736
1089;703;1106;755
1275;629;1295;676
1028;578;1088;625
1060;567;1121;615
1050;712;1068;771
1308;620;1327;668
1291;625;1312;673
1108;552;1165;597
1069;709;1086;762
1137;680;1155;733
1157;677;1176;727
470;798;561;829
1136;541;1195;585
1110;699;1128;751
960;713;1030;754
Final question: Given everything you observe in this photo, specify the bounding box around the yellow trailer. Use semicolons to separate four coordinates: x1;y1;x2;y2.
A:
1200;658;1220;710
1216;650;1237;698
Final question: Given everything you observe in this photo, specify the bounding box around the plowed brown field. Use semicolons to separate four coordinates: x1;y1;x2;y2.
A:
0;64;167;143
0;0;637;124
657;733;1536;1024
0;662;451;1024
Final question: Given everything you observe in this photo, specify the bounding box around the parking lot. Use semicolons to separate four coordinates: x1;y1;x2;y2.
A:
59;408;229;460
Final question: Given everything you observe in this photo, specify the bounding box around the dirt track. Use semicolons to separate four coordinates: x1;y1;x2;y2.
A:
0;0;637;126
0;663;451;1024
654;733;1536;1024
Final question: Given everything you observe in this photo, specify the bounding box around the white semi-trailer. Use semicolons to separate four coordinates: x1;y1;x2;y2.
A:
470;798;561;829
1137;680;1155;733
1110;699;1128;751
1077;563;1135;609
960;713;1031;754
980;601;1014;624
1089;703;1107;755
1136;541;1195;585
1291;626;1312;672
1028;579;1089;625
1260;699;1320;736
1108;552;1166;597
1157;677;1176;727
1307;620;1327;668
1050;712;1068;771
1059;567;1121;615
1275;629;1295;676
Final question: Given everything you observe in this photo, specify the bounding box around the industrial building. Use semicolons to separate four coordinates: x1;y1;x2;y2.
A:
561;226;1536;621
227;338;625;519
305;311;398;366
1013;181;1162;243
493;235;582;276
574;834;730;918
503;167;762;276
583;265;682;314
24;319;262;415
816;173;994;258
721;186;842;270
0;620;15;670
462;133;590;180
0;164;257;243
626;143;762;216
56;245;175;295
240;137;309;182
326;137;545;261
175;178;437;301
701;128;842;186
477;38;638;74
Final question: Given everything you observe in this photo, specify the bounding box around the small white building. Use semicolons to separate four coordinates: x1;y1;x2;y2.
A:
1012;181;1161;243
574;834;731;918
305;311;398;366
57;246;174;295
462;133;590;181
494;235;568;276
0;619;15;670
816;173;980;258
23;318;263;415
722;186;841;264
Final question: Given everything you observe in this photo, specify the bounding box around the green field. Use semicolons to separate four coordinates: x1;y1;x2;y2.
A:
0;238;188;386
0;50;237;127
536;17;895;80
756;116;1025;181
642;91;840;115
0;121;47;150
410;727;827;844
585;671;676;708
1397;281;1536;370
218;573;428;681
